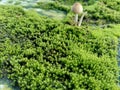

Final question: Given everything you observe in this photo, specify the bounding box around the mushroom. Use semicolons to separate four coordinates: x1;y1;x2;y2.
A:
71;2;83;25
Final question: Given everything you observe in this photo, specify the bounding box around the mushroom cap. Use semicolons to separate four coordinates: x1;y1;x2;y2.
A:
71;2;83;14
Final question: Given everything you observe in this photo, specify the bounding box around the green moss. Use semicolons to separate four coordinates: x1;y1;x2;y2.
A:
35;2;70;13
62;0;120;25
100;0;120;11
0;3;120;90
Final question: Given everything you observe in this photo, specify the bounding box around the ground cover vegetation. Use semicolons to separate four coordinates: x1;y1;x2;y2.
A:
0;0;120;90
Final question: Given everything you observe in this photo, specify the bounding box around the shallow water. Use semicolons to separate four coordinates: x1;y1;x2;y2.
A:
0;84;12;90
0;78;20;90
0;0;66;19
32;8;66;19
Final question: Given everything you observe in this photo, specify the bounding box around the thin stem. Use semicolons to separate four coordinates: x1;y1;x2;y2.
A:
78;12;87;26
74;14;78;25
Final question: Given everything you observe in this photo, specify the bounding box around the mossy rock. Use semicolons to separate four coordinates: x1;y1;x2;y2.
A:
0;4;119;90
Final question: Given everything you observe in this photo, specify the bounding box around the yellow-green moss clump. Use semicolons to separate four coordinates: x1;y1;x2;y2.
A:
0;1;120;90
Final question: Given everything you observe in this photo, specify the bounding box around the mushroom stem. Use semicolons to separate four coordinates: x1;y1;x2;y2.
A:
78;12;87;26
74;14;78;25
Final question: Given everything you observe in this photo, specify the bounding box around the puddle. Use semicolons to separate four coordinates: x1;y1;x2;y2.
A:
0;0;66;19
